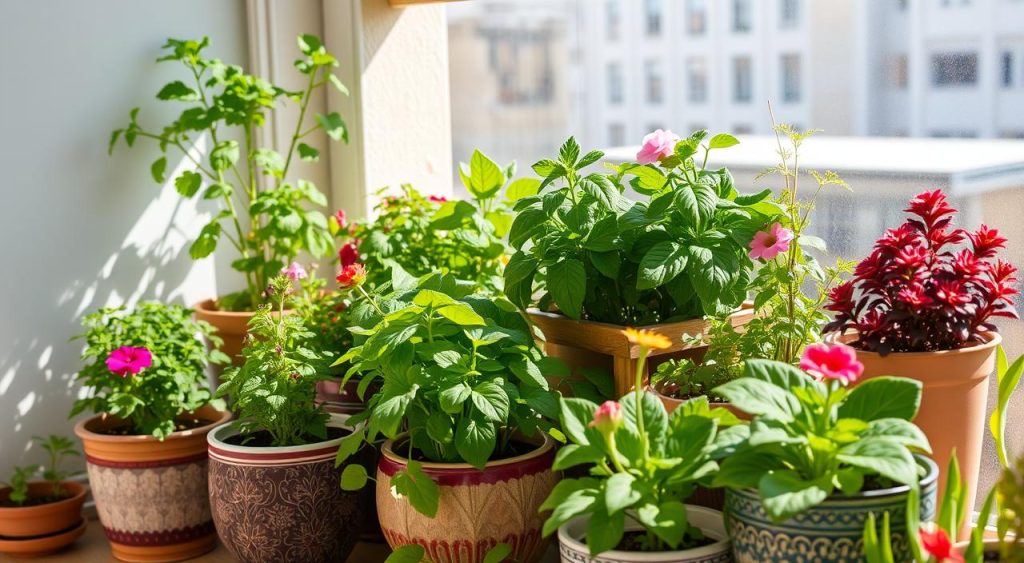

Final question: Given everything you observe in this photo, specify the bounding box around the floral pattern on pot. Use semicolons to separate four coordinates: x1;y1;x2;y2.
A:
726;456;938;563
376;434;558;563
207;415;364;563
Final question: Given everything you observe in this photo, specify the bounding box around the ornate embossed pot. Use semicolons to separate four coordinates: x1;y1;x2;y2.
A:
207;413;364;563
377;433;557;563
557;505;732;562
74;404;229;562
726;455;939;563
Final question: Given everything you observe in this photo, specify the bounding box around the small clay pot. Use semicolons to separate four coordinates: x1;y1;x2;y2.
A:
193;298;256;367
0;481;87;538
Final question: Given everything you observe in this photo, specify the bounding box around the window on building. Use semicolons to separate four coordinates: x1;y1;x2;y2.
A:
733;56;753;102
686;0;707;35
486;29;556;106
781;54;801;102
733;0;752;32
608;123;626;146
606;0;621;41
686;57;707;103
780;0;800;27
890;54;908;89
930;129;978;138
1002;51;1015;88
645;59;664;104
733;123;754;134
931;52;978;86
607;62;623;104
645;0;662;35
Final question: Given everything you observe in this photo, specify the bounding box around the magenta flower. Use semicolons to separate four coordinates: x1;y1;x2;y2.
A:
799;343;863;385
588;400;623;435
338;242;359;268
280;261;308;281
428;195;448;203
106;346;153;378
636;129;681;164
333;209;347;230
749;222;794;260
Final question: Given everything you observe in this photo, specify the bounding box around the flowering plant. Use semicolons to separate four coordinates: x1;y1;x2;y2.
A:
505;133;771;325
110;34;347;310
332;271;562;517
540;329;737;555
71;302;227;439
825;189;1019;354
1;436;79;506
217;275;333;447
713;343;930;521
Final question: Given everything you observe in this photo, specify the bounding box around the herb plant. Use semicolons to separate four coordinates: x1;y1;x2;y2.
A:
217;275;332;447
333;271;562;517
713;343;931;521
109;34;348;310
540;329;737;555
1;466;38;506
1;436;79;506
504;133;770;325
825;189;1019;354
71;302;227;439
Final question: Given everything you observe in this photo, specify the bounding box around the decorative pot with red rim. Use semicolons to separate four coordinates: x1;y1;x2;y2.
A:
377;433;558;563
74;404;230;562
207;413;365;563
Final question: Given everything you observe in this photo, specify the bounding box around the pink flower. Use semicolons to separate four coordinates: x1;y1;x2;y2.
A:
106;346;152;378
748;223;794;260
428;195;448;203
918;525;963;563
280;261;308;281
338;242;359;268
635;129;681;164
336;263;367;288
799;343;863;385
588;401;622;435
333;209;347;230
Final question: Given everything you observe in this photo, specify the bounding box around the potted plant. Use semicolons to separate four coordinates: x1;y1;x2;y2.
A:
542;328;737;562
824;189;1019;510
0;436;87;558
109;33;347;363
650;125;851;417
207;274;366;563
333;268;562;563
504;132;767;395
713;342;937;562
71;302;230;562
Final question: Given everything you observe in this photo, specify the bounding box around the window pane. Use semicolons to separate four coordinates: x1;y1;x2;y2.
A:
645;59;663;104
645;0;662;35
733;0;752;32
781;53;801;102
931;52;978;86
687;57;708;103
686;0;707;35
733;56;752;102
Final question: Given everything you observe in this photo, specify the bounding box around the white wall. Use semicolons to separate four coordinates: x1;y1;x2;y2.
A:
0;1;249;468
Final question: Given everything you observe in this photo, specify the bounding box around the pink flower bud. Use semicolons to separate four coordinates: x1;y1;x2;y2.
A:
588;401;623;435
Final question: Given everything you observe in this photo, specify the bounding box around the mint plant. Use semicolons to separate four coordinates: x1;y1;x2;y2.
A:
1;436;79;505
505;134;770;325
71;302;228;439
110;34;348;310
1;466;38;506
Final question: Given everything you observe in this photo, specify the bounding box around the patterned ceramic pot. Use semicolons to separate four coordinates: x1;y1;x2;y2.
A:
557;505;732;562
726;456;939;563
377;433;558;563
207;413;364;563
74;404;230;563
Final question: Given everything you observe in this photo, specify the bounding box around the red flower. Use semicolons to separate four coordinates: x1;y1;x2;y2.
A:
338;242;359;268
333;209;347;230
824;281;856;315
933;280;971;308
428;195;448;203
799;343;863;385
896;283;932;308
905;189;956;229
336;263;367;288
969;224;1007;259
918;526;963;563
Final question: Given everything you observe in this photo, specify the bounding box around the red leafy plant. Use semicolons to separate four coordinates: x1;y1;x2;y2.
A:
825;189;1019;355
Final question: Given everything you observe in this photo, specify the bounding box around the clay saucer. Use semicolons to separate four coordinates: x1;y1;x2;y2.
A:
0;518;87;558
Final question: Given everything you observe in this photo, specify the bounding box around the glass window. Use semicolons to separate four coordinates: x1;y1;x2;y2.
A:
931;52;978;86
733;123;754;134
781;54;801;102
780;0;800;27
733;56;752;102
889;54;908;89
733;0;752;32
685;0;707;35
1002;51;1015;88
606;0;621;41
645;0;662;35
687;57;708;103
608;123;626;146
607;62;623;104
645;60;664;104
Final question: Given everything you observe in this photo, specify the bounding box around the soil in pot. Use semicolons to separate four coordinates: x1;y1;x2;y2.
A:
0;490;71;508
0;481;87;539
612;531;715;552
222;426;347;447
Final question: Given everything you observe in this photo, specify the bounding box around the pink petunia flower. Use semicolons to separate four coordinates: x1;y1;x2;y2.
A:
280;261;308;281
333;209;347;230
748;223;794;260
636;129;681;164
799;343;863;385
588;400;623;435
106;346;152;378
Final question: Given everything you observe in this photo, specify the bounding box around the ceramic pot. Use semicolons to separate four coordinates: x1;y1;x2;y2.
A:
556;505;732;562
74;404;229;563
207;413;364;563
0;481;86;538
193;298;254;367
828;330;999;518
0;519;87;558
377;434;558;563
726;456;938;562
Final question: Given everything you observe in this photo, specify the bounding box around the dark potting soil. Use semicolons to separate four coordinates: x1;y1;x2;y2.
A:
608;531;714;552
224;426;349;447
94;416;213;436
0;493;71;508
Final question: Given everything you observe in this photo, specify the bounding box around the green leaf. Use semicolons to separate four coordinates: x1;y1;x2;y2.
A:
638;241;688;289
156;80;198;101
297;143;320;161
552;444;606;471
547;258;586;319
439;383;472;414
559;397;598;445
174;170;202;197
482;544;512;563
837;437;918;486
202;182;233;200
456;414;497;469
558;137;581;167
584;215;618;252
467;149;504;198
335;426;365;467
604;472;642;515
150;157;167;183
506;177;541;201
714;378;801;422
714;450;778;489
210;140;239;171
189;222;220;259
384;545;425;563
589;251;620;279
508;207;547;249
579;175;619;209
862;418;931;453
991;348;1024;468
340;464;368;490
317;112;348;142
328;73;349;95
708;133;740;149
734;188;773;206
532;158;564;178
392;462;440;517
471;381;510;422
297;33;323;55
437;303;486;326
759;470;830;521
542;486;598;536
585;508;625;555
635;501;689;548
838;377;922;422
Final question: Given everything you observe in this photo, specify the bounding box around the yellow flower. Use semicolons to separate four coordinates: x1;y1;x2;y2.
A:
499;255;510;266
622;328;672;350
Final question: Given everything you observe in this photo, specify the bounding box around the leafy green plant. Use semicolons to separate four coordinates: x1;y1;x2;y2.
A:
504;133;771;325
1;436;79;506
713;344;931;521
71;302;227;439
333;271;562;517
1;465;39;506
110;34;348;310
217;275;333;447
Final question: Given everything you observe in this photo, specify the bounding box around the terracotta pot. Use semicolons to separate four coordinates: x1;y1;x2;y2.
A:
193;298;254;367
207;413;364;563
556;505;731;562
0;481;86;538
377;434;558;563
828;330;999;522
74;404;230;563
647;384;750;420
0;519;87;558
727;455;938;562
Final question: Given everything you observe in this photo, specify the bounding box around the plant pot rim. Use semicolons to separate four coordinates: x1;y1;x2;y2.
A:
825;330;1001;358
194;298;294;317
380;432;554;472
647;384;727;406
527;301;754;330
73;405;231;444
207;412;351;454
0;481;87;516
557;504;729;559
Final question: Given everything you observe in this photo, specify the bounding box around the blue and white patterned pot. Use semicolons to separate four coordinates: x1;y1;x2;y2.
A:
726;456;938;563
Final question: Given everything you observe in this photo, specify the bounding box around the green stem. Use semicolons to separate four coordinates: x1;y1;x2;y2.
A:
635;346;650;467
280;68;318;184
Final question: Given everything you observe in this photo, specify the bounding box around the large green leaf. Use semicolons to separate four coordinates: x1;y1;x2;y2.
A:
467;149;504;198
836;437;918;486
559;397;598;445
838;377;922;422
714;378;801;422
759;470;830;522
470;381;510;422
586;508;624;555
392;462;440;517
638;241;688;289
456;414;497;469
547;258;587;319
604;472;642;514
